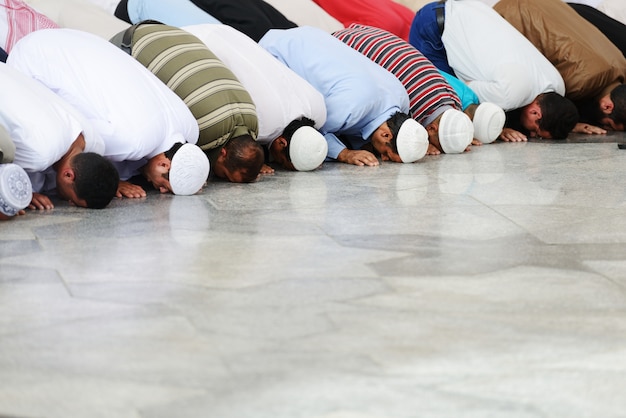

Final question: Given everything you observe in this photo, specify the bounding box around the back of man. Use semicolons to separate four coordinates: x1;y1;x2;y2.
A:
0;61;104;193
494;0;626;102
259;26;410;160
112;23;258;154
568;3;626;59
333;23;462;126
439;0;565;111
314;0;414;41
183;23;326;147
114;0;221;27
189;0;297;42
8;28;199;181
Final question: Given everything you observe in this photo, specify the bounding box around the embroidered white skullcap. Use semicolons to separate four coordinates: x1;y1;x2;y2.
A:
0;125;15;164
396;119;428;163
169;143;210;195
289;126;328;171
439;109;474;154
473;102;506;144
0;163;32;216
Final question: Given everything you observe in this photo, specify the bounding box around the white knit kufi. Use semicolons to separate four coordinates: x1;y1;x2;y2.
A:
473;102;506;144
0;163;32;216
169;144;210;195
289;126;328;171
439;109;474;154
396;119;428;163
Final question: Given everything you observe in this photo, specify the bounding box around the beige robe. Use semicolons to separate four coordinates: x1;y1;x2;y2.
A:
24;0;129;40
495;0;626;101
392;0;434;12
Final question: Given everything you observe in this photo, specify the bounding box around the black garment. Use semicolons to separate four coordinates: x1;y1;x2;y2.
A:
0;46;7;63
568;3;626;58
504;108;527;136
338;134;362;150
114;0;132;24
189;0;297;42
576;98;602;125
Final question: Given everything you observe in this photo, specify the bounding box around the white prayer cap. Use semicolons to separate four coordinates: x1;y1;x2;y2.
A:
0;125;15;164
473;102;506;144
438;109;474;154
0;163;32;216
169;144;210;195
396;118;428;163
289;126;328;171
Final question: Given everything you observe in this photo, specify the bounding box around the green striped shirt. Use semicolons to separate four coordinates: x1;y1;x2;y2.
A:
130;24;258;152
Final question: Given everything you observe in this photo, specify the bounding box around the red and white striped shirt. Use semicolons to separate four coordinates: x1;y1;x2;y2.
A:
1;0;58;53
334;23;462;125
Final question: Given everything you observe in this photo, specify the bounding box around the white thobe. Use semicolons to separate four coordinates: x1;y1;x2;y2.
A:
442;0;565;111
0;62;104;192
7;28;199;180
184;24;327;146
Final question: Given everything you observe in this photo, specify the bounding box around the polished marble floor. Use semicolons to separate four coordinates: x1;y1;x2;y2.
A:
2;133;626;418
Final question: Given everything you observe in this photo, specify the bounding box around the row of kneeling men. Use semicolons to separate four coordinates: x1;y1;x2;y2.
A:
1;0;625;219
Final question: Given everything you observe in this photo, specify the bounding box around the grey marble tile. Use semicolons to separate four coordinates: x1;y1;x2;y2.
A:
584;260;626;283
373;265;626;313
494;205;626;244
1;232;402;289
440;370;626;418
140;371;547;418
0;265;154;337
0;327;230;386
2;134;626;418
0;370;205;418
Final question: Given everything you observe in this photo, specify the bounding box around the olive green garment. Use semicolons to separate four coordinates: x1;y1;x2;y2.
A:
130;23;258;152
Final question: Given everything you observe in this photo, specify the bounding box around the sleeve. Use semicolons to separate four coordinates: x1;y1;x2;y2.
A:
323;132;346;160
111;159;146;181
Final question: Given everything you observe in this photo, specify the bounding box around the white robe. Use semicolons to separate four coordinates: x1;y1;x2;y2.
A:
7;28;199;180
442;0;565;111
184;24;327;146
0;62;104;192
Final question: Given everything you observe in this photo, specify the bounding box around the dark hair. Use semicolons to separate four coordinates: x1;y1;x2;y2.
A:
71;152;119;209
282;117;316;141
537;92;579;139
164;142;185;161
223;135;264;183
280;117;316;160
608;84;626;126
384;112;411;153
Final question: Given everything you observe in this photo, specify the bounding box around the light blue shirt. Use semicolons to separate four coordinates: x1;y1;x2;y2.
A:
127;0;222;26
259;26;410;159
439;70;480;110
